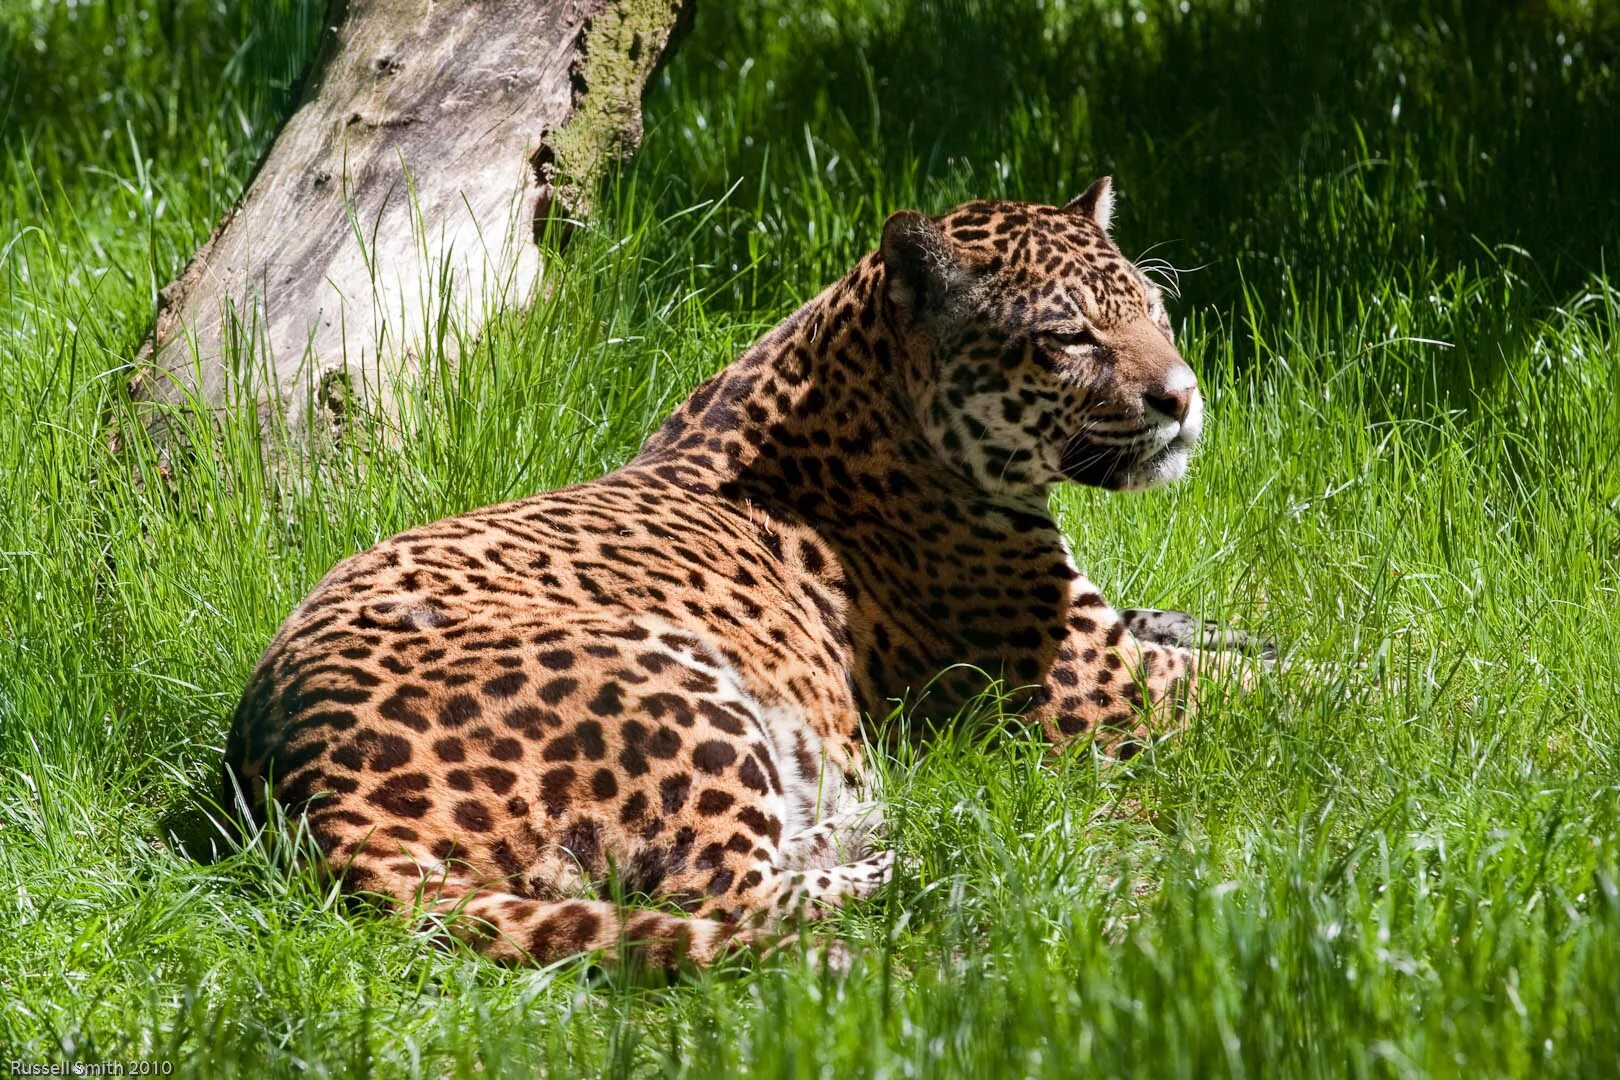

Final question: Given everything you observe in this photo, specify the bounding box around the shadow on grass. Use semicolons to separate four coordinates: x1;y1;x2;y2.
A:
0;1;324;161
157;784;238;866
648;0;1620;383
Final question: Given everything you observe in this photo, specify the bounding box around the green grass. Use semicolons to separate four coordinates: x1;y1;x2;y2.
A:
4;0;1620;1074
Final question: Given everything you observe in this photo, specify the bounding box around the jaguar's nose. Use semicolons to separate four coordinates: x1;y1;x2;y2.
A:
1143;385;1194;424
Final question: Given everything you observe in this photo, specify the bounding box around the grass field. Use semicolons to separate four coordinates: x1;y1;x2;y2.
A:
4;0;1620;1075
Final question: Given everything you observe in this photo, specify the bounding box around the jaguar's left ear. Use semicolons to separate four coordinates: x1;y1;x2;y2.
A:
1064;176;1115;232
880;210;963;319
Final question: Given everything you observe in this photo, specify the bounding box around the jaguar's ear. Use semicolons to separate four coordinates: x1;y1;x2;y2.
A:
1064;176;1115;232
880;210;960;317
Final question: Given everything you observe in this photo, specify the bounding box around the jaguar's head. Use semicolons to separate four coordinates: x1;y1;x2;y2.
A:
880;179;1201;497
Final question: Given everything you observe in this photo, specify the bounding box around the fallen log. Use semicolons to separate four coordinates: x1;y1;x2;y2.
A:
127;0;691;446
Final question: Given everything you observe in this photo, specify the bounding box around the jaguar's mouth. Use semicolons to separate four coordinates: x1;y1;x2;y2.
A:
1112;438;1193;491
1060;426;1197;491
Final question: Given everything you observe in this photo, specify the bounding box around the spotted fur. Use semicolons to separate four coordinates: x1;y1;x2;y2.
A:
224;179;1250;968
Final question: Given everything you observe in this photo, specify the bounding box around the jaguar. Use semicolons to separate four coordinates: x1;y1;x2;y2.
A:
224;178;1260;968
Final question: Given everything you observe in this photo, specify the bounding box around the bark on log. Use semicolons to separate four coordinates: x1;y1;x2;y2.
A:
128;0;690;443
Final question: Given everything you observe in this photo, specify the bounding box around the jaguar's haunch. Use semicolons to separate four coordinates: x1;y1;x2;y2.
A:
224;179;1244;967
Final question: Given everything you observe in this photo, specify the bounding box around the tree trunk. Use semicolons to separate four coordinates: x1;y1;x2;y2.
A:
127;0;691;445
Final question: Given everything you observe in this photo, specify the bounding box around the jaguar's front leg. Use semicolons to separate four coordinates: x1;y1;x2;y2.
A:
1118;607;1277;659
1025;590;1219;757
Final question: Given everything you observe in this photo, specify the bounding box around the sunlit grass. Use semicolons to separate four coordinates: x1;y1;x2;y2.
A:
3;0;1619;1075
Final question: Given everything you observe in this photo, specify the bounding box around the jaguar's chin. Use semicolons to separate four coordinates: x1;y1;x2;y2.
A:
1110;441;1192;491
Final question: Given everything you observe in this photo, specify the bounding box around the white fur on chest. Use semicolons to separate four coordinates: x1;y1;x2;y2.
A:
633;616;865;837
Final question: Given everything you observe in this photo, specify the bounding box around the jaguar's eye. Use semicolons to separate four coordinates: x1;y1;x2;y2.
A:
1045;328;1098;349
